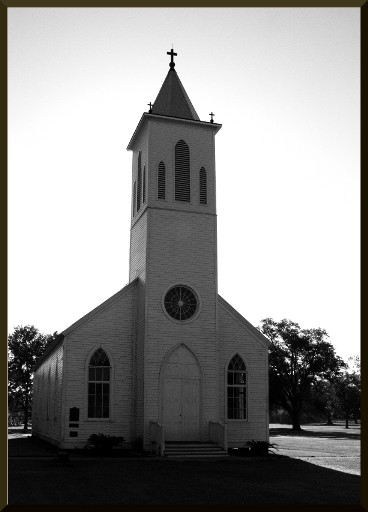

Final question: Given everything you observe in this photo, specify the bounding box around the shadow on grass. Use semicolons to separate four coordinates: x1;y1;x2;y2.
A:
8;435;142;459
8;436;59;457
270;428;360;440
8;454;360;505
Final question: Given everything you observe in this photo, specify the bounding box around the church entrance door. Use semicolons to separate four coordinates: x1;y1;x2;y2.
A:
162;345;201;441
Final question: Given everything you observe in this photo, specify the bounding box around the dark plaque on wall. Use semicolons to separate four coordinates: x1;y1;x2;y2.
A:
69;407;79;422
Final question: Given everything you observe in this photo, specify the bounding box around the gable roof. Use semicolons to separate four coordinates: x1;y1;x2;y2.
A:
152;68;200;121
62;278;138;337
33;279;138;371
218;295;270;348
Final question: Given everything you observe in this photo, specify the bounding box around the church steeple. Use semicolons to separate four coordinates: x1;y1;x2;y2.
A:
151;48;200;121
127;49;221;223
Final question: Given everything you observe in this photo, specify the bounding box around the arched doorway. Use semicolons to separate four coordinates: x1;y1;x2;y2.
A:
162;345;201;441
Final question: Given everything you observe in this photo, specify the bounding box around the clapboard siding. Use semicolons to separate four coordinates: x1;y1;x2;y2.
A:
32;343;64;446
218;299;269;446
130;123;149;225
129;124;150;440
148;118;217;214
60;284;135;448
129;199;148;442
144;208;219;444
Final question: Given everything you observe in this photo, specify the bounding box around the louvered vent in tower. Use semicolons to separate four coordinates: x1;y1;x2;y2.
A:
199;167;207;205
175;140;190;202
158;161;166;200
137;151;142;212
143;165;146;204
132;181;136;217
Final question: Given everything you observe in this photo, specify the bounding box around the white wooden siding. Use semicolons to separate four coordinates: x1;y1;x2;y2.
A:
218;300;269;446
60;285;136;448
32;343;64;446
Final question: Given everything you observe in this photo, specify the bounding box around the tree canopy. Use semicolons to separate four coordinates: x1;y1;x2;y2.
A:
259;318;345;430
8;325;58;430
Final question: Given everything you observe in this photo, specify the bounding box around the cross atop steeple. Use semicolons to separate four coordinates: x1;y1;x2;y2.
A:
167;48;177;68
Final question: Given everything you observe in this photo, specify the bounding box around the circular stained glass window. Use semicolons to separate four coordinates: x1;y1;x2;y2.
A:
164;286;198;322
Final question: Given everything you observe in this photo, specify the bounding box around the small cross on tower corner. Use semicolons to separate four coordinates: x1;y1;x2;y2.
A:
209;112;215;123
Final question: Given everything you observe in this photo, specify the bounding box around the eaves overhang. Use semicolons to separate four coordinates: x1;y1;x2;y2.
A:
127;113;222;151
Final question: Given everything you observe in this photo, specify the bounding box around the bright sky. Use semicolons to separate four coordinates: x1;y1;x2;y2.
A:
8;7;360;362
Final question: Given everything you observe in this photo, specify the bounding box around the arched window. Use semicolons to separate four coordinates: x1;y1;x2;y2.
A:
132;181;136;217
54;358;58;421
227;354;247;419
143;165;146;204
175;140;190;202
199;167;207;205
46;367;51;420
137;151;142;212
88;348;111;419
158;161;166;200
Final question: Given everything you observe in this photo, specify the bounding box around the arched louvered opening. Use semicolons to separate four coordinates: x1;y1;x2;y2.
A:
143;165;146;204
199;167;207;205
137;151;142;212
158;161;166;200
132;181;136;217
227;354;247;419
88;348;111;419
175;140;190;202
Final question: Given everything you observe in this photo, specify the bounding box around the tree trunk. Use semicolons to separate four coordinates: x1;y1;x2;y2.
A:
23;397;29;432
290;410;302;431
345;412;349;429
326;409;334;426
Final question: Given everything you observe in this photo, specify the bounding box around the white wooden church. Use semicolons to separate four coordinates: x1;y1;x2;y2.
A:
33;50;270;455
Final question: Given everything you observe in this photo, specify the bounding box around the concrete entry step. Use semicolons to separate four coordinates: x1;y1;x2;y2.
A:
164;442;229;458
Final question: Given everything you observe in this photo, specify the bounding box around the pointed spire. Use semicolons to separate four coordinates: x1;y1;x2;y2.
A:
151;49;200;121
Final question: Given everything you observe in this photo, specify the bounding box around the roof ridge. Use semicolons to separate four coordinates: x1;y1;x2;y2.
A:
33;279;138;371
62;279;138;337
218;295;270;347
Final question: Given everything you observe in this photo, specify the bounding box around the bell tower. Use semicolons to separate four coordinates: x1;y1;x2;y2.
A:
127;50;222;445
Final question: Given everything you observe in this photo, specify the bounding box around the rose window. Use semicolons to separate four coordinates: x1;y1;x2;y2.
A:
164;286;198;321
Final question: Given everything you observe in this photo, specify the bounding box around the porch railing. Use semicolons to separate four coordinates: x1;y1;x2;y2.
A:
150;421;165;456
209;421;228;451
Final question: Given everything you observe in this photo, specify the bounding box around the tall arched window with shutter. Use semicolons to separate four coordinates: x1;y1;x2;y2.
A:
199;167;207;205
227;354;247;419
175;140;190;202
158;161;166;200
88;348;111;418
137;151;142;212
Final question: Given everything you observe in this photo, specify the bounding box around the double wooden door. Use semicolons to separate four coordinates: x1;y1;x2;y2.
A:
162;345;201;441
